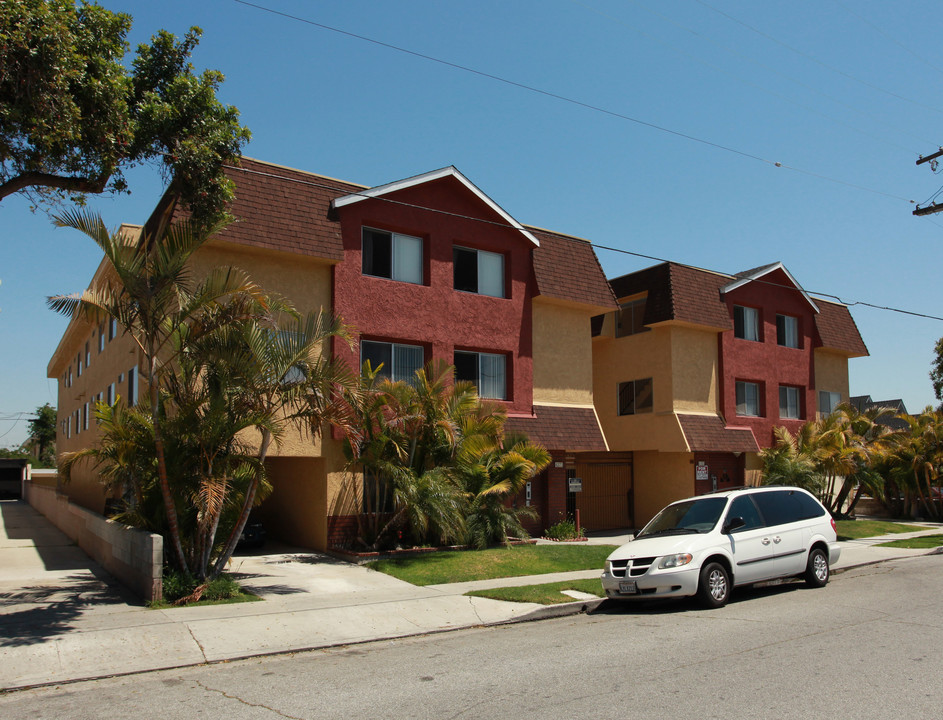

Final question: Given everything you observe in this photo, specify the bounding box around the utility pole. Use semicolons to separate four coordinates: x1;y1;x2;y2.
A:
913;147;943;216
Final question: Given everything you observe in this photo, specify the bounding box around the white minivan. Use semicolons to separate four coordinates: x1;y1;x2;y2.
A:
601;486;841;608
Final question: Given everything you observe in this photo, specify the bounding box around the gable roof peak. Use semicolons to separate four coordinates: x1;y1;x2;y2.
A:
330;165;539;247
722;261;819;313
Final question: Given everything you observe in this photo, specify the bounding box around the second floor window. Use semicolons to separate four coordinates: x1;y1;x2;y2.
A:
776;314;799;348
734;305;759;341
454;351;507;399
736;381;761;416
453;247;504;298
128;366;138;407
780;385;801;419
618;378;653;415
361;340;424;385
362;228;423;284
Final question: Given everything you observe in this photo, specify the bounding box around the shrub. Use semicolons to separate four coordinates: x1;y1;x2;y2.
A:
544;517;585;541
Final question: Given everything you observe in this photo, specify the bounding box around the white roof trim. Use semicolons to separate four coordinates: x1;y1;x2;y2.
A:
331;166;540;247
721;261;819;313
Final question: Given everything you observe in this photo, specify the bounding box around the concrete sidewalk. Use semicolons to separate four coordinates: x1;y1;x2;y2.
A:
1;500;940;691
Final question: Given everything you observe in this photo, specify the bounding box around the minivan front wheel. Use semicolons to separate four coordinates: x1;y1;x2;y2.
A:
697;562;730;608
805;548;829;588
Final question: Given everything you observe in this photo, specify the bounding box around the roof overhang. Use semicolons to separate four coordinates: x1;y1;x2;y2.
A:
721;262;819;313
331;166;540;247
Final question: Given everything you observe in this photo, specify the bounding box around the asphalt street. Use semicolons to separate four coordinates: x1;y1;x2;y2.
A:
2;554;940;719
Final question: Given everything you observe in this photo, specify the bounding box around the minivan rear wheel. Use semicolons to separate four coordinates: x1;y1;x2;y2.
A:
697;561;730;608
805;547;829;588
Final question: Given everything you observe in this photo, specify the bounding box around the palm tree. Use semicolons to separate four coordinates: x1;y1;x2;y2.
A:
48;209;263;573
459;433;550;549
760;425;824;493
889;410;943;521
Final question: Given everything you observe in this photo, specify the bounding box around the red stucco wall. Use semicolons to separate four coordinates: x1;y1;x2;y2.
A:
718;268;816;447
331;175;534;414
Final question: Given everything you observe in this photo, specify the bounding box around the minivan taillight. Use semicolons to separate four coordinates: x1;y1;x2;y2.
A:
830;517;837;533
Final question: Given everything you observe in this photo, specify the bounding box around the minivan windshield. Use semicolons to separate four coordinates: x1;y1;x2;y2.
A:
636;497;728;538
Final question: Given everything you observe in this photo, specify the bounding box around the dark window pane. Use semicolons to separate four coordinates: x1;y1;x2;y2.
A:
726;496;764;532
453;247;478;292
618;381;635;415
363;229;392;278
753;490;804;527
635;378;653;413
361;340;393;379
454;351;478;385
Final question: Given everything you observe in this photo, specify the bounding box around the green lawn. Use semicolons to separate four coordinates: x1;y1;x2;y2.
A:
877;534;943;549
835;519;927;541
367;544;616;586
466;578;604;605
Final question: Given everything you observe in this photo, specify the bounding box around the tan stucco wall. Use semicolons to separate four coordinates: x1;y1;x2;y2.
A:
813;349;850;412
594;321;718;452
669;326;718;413
531;299;594;406
632;451;695;527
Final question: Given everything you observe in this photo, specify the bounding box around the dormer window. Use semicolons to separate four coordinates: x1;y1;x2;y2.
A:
776;314;799;348
362;228;423;284
616;297;648;337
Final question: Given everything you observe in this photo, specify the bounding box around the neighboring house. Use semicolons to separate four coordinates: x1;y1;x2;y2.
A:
849;395;911;431
592;261;868;528
48;158;617;549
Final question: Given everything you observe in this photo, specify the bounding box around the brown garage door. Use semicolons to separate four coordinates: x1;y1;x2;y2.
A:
574;454;633;531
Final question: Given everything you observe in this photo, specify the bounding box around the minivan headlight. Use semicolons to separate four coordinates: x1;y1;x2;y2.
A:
658;553;693;569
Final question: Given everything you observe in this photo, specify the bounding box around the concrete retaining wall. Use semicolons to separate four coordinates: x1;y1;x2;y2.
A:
23;481;163;602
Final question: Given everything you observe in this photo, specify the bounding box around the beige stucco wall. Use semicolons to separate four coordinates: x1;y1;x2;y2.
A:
669;325;718;413
745;452;764;487
632;451;695;527
531;298;595;406
813;349;850;413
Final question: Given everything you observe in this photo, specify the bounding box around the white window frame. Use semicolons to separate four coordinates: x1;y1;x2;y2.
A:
77;353;83;377
109;318;118;340
734;305;760;342
453;246;505;298
736;381;761;417
361;340;424;384
362;227;423;285
777;314;799;348
779;385;801;420
107;383;116;406
818;390;841;416
454;350;507;400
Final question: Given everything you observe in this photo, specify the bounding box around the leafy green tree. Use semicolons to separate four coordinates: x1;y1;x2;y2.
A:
760;425;824;493
0;0;250;223
888;409;943;521
931;337;943;409
48;209;262;573
26;403;57;466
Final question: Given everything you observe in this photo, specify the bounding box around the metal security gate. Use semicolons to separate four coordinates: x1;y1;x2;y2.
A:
573;453;634;531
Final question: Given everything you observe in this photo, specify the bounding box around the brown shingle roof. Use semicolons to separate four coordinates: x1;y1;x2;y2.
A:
609;262;732;330
178;157;364;261
505;405;608;451
677;415;759;453
528;228;617;310
814;299;869;357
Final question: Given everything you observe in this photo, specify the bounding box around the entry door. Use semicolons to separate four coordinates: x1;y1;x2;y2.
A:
573;458;633;530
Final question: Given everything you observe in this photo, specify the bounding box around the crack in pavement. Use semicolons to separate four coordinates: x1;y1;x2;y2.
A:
195;680;306;719
186;625;208;663
466;596;485;624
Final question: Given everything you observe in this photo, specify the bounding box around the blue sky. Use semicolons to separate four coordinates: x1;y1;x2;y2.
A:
2;0;943;446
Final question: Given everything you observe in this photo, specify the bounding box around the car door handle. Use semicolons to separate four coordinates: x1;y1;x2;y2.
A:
762;538;771;545
773;536;782;544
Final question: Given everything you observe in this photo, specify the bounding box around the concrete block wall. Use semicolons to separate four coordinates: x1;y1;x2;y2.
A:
23;481;163;602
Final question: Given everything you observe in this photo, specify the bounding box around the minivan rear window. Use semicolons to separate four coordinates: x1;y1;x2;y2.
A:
752;490;825;527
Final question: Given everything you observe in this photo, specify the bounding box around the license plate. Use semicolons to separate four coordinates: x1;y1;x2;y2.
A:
618;581;637;594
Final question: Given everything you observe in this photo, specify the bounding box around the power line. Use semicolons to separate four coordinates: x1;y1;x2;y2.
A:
574;0;931;152
229;0;914;205
693;0;943;115
225;162;943;323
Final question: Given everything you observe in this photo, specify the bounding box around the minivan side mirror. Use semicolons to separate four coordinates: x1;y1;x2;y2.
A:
723;516;746;534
